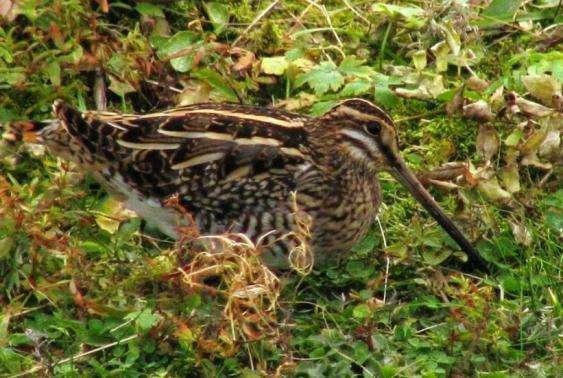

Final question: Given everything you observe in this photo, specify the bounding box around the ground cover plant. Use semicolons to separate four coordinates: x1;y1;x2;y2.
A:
0;0;561;376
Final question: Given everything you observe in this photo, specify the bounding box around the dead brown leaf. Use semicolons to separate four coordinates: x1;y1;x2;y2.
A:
476;124;500;162
466;75;489;92
446;86;465;115
230;47;256;74
463;100;494;122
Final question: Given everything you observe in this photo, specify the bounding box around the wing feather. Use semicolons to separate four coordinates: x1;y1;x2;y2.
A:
52;100;311;207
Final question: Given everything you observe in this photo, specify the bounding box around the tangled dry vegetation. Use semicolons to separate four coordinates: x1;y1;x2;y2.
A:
0;0;562;376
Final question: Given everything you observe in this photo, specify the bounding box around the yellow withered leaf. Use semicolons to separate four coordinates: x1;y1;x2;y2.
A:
522;74;561;106
94;196;136;234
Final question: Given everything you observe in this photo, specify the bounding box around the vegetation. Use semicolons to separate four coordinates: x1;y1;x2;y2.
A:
0;0;561;376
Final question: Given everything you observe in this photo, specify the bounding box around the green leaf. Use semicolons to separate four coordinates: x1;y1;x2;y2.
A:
373;73;399;108
480;0;523;27
352;304;371;320
544;189;563;209
135;3;164;18
126;309;159;332
351;231;379;254
0;46;13;64
420;246;452;265
505;129;523;146
94;196;134;233
261;56;289;76
431;41;450;72
477;177;513;204
372;3;426;28
285;48;305;61
203;2;229;33
0;312;8;347
501;164;520;193
108;75;136;97
439;22;461;56
352;341;370;364
45;61;61;86
8;333;32;346
192;69;238;102
345;260;374;280
155;31;198;73
116;218;141;243
79;241;106;256
340;79;372;96
338;56;375;79
107;53;130;73
544;190;563;233
412;50;427;71
545;209;562;233
309;100;337;116
60;45;84;65
0;237;13;260
0;68;25;85
295;62;344;95
526;51;563;82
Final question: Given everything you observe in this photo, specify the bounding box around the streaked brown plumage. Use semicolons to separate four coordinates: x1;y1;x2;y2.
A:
9;98;488;271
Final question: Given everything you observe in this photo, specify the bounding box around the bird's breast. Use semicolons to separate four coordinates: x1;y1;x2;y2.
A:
301;171;382;263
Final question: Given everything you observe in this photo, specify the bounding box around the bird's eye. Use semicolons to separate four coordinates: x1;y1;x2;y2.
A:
364;122;380;136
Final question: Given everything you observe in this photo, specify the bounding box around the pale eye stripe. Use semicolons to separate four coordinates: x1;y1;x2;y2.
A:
117;139;181;150
171;152;226;170
340;129;380;155
336;106;394;129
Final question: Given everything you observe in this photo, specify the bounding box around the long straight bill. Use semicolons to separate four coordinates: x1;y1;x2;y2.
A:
390;158;489;272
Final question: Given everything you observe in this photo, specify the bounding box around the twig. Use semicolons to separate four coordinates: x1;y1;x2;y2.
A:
144;79;182;93
9;334;139;377
287;1;335;64
10;305;48;318
415;322;445;334
287;0;317;35
331;348;375;377
232;0;282;46
341;0;370;25
304;0;343;47
94;68;107;111
441;266;485;282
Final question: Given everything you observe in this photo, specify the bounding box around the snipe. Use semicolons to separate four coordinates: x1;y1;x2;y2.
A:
9;98;488;271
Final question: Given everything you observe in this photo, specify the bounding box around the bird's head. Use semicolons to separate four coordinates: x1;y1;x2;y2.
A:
322;98;401;172
321;98;488;272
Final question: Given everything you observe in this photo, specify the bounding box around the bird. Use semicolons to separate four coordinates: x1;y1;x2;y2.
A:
7;98;489;272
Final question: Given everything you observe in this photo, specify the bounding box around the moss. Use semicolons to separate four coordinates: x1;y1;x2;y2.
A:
253;20;283;55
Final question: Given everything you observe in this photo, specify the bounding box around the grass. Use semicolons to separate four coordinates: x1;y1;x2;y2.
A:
1;0;562;376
